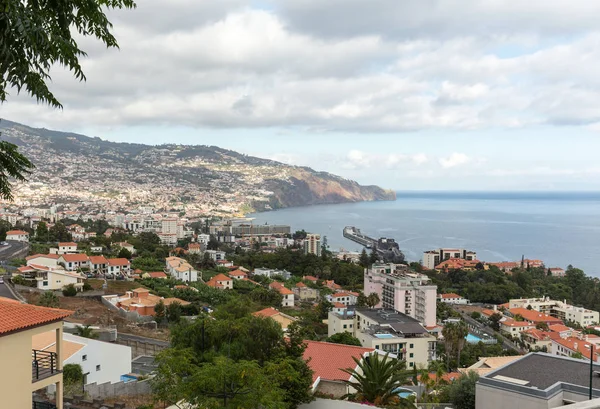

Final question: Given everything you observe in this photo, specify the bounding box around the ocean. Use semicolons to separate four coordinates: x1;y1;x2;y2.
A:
248;191;600;276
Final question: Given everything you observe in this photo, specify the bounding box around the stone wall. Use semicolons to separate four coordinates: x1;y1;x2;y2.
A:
84;379;152;399
116;338;167;357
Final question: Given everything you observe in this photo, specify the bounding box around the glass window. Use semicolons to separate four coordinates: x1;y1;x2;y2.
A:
96;365;101;371
410;344;414;348
82;355;87;361
410;353;414;358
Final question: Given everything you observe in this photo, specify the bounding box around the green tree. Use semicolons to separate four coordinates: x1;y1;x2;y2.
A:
439;371;479;409
166;302;183;323
49;222;72;242
38;291;59;308
342;352;413;407
63;363;83;384
1;0;136;108
365;292;380;309
571;351;585;360
326;332;362;346
488;313;503;331
151;348;197;409
315;299;333;320
154;300;166;324
0;140;34;201
62;283;77;297
454;321;469;369
536;322;549;331
117;247;132;259
356;292;368;307
35;221;49;242
369;248;379;264
359;248;370;267
75;325;98;339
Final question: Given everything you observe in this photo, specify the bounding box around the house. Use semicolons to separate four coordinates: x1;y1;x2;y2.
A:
253;307;297;331
229;269;248;280
293;282;319;301
33;268;85;291
437;293;469;305
32;331;131;385
0;296;72;409
90;246;103;253
5;230;29;242
143;272;168;279
206;273;233;290
58;254;90;271
204;249;226;261
114;242;136;255
549;324;573;338
107;258;131;277
165;256;198;282
551;336;600;361
254;268;292;280
215;259;234;268
269;282;295;307
328;291;359;306
458;355;524;376
324;280;342;291
548;267;566;277
509;307;564;326
89;255;109;275
520;328;556;351
188;242;202;254
302;340;375;398
303;275;319;283
499;319;534;338
26;254;60;269
435;258;482;272
105;288;190;317
476;353;600;409
58;242;78;254
332;302;347;314
488;261;520;273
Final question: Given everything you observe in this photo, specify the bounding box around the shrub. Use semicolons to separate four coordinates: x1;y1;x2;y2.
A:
62;284;77;297
38;292;60;308
63;364;83;383
82;282;93;291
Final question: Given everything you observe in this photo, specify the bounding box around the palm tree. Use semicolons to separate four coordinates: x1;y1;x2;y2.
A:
455;321;469;369
442;323;456;371
75;325;98;339
342;352;415;407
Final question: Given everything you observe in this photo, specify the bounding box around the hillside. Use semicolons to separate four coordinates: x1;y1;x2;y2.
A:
0;119;395;214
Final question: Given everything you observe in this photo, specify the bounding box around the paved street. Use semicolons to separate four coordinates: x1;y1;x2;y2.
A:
0;241;29;262
0;281;17;300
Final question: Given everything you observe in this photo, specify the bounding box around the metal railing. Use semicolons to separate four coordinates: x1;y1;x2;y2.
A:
33;402;57;409
32;349;60;382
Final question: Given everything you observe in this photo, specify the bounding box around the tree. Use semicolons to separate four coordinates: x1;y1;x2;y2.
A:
35;221;49;242
326;332;362;346
38;291;59;308
1;0;136;108
49;222;72;242
63;363;83;384
315;299;333;320
439;371;479;409
442;323;456;372
117;247;132;259
454;321;469;369
536;322;549;331
342;352;412;406
356;292;368;307
369;248;379;264
62;284;77;297
571;351;585;360
75;325;98;339
166;302;183;323
0;140;34;201
488;313;503;331
154;300;166;324
359;248;370;267
365;292;380;309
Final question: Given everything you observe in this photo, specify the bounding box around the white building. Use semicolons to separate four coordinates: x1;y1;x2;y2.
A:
510;297;600;328
205;249;226;261
253;268;292;280
304;234;321;256
33;330;131;385
437;293;469;305
165;256;199;282
5;230;29;242
328;291;359;306
364;263;437;327
58;254;90;271
422;248;477;270
58;242;78;254
269;282;295;307
26;254;60;269
107;258;131;276
197;234;210;245
18;265;85;291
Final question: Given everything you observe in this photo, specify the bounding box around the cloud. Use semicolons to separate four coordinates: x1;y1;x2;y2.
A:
439;153;471;168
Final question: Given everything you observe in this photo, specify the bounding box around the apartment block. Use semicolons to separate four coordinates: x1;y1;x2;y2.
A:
510;297;600;327
304;234;322;256
364;263;437;327
422;248;477;270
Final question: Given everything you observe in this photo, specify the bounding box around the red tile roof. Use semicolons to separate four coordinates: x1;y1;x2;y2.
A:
229;269;247;277
89;256;109;264
60;254;89;263
553;337;600;361
6;230;28;235
59;242;78;247
26;254;60;260
303;275;318;282
439;293;463;299
253;307;281;318
108;258;130;266
509;308;563;324
303;340;374;382
549;324;571;333
0;297;72;336
296;282;307;288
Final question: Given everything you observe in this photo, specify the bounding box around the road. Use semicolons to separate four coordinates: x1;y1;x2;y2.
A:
0;281;17;300
0;240;29;262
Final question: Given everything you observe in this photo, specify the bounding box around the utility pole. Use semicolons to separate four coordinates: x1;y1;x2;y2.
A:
590;344;595;400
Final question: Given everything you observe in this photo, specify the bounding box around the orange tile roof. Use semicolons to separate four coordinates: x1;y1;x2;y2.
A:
521;328;555;341
212;273;232;281
253;307;281;318
549;324;571;333
132;288;150;293
510;308;563;324
553;337;600;361
501;319;534;328
89;256;108;264
333;302;346;308
0;297;72;336
108;258;130;266
439;293;463;299
32;331;86;360
61;253;89;263
147;272;168;278
229;269;247;277
59;242;78;247
6;230;28;235
303;340;374;382
303;275;318;282
296;282;307;288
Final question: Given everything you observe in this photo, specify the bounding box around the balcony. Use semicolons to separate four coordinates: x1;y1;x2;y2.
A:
32;350;61;382
33;402;57;409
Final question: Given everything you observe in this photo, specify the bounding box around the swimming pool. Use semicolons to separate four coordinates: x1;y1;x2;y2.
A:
465;333;482;343
374;333;395;339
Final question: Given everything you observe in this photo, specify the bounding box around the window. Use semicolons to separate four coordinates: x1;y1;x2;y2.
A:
410;353;414;358
96;365;101;371
409;362;414;367
82;355;87;361
42;281;48;286
343;324;347;329
410;343;414;349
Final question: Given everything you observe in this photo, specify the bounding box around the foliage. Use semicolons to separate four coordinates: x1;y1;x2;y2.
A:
0;140;34;201
62;284;78;297
536;322;549;331
439;371;479;409
248;286;283;308
359;249;370;267
166;302;183;323
131;256;164;272
75;325;98;339
49;222;72;242
342;352;410;406
38;291;59;307
118;247;132;259
0;0;136;108
154;300;166;324
315;299;333;320
63;364;83;384
326;332;362;346
470;311;481;320
365;292;381;308
488;313;503;331
35;221;49;242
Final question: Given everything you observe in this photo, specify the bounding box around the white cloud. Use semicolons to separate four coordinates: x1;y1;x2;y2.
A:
439;153;471;168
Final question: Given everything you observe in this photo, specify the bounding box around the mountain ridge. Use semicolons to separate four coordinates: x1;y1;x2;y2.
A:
0;119;396;214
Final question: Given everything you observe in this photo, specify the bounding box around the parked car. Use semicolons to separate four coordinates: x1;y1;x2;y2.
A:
0;241;8;246
0;277;4;284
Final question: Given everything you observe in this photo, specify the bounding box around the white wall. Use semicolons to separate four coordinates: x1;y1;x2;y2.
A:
64;333;131;385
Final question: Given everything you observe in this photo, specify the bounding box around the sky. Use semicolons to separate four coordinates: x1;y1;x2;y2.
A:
2;0;600;190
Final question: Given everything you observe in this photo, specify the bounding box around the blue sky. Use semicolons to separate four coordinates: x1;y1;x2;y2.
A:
3;0;600;190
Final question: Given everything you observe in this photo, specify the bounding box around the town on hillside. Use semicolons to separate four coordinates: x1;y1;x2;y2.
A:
1;213;599;409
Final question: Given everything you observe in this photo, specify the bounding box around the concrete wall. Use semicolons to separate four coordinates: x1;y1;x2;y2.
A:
300;399;380;409
315;380;348;398
84;379;151;399
101;296;155;323
116;338;166;357
475;383;565;409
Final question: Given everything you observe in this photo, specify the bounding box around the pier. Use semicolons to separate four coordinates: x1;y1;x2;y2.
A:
343;226;376;248
343;226;405;263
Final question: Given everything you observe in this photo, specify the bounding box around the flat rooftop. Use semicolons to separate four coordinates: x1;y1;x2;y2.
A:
487;353;600;390
358;308;428;335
